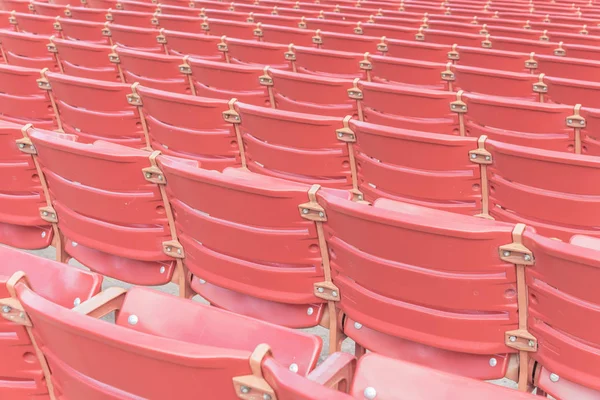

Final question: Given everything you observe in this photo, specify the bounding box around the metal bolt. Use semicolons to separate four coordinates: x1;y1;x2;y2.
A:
307;307;314;315
485;155;491;161
41;231;46;238
528;340;535;347
503;251;511;257
160;266;166;274
509;336;516;342
166;246;172;252
318;212;324;218
263;394;272;400
19;143;25;148
177;248;182;254
524;254;532;261
549;373;559;382
302;208;309;214
331;291;338;297
72;241;78;247
568;119;573;124
461;106;466;110
451;104;456;109
317;287;324;293
358;195;363;200
73;298;81;306
19;312;24;318
198;278;206;284
2;305;11;313
289;363;299;373
145;173;152;178
128;315;139;325
158;175;163;181
489;357;497;367
337;132;343;138
241;386;250;394
42;211;48;216
364;386;377;399
470;153;477;159
354;322;362;329
580;120;584;125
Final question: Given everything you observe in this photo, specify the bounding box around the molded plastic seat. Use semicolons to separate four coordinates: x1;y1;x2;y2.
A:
50;37;119;81
0;64;56;129
105;9;154;28
153;13;204;33
136;85;239;169
382;37;449;61
255;23;316;46
9;12;57;35
451;45;529;72
367;54;447;90
451;64;539;100
316;193;519;380
545;75;600;108
158;158;333;328
0;30;58;71
0;246;102;400
55;18;107;43
106;24;163;52
315;32;382;53
349;120;481;213
201;18;255;39
222;37;289;69
235;101;352;187
535;54;600;81
288;45;365;79
44;71;146;146
158;29;223;59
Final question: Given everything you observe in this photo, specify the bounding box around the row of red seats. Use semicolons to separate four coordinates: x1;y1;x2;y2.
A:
2;123;599;398
0;246;540;399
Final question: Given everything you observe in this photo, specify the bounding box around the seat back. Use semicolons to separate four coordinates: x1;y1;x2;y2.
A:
136;85;239;169
316;31;381;53
255;23;315;46
0;64;56;129
485;139;600;240
107;23;163;52
159;29;223;59
317;192;519;380
0;30;58;70
368;54;447;90
105;9;154;27
451;45;528;72
536;54;600;81
0;246;101;400
50;37;120;81
202;17;255;39
159;158;330;328
223;37;289;69
67;6;111;23
154;13;204;33
381;37;449;61
545;75;600;108
55;18;107;43
44;71;146;146
9;12;56;35
114;47;190;94
452;64;539;100
289;45;365;79
28;128;175;284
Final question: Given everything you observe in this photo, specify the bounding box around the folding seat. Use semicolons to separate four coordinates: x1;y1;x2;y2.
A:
105;9;154;28
450;64;540;100
296;18;356;34
348;119;482;213
534;53;600;81
0;64;57;129
450;45;530;73
0;30;59;70
67;6;113;22
254;23;316;46
187;57;268;106
559;42;600;62
580;107;600;156
83;0;120;9
30;1;68;17
158;157;340;337
54;18;107;43
201;17;255;39
415;28;484;47
185;0;231;10
463;92;576;152
314;31;382;53
353;80;459;134
112;47;190;94
482;24;544;41
233;101;353;188
49;37;120;81
544;29;600;47
104;24;162;52
0;0;29;12
248;12;301;27
484;139;600;240
120;0;160;13
0;247;102;399
158;3;203;16
286;45;365;79
316;190;520;381
523;233;600;398
481;35;557;55
8;11;56;34
193;9;249;22
383;37;448;61
264;67;356;117
545;75;600;109
367;54;447;90
369;15;426;29
5;277;323;399
220;36;289;69
152;13;204;33
41;71;147;146
318;10;367;22
158;28;223;59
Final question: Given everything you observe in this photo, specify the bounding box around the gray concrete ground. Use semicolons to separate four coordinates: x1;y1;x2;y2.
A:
25;247;517;390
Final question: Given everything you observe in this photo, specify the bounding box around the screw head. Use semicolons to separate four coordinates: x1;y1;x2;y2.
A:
240;386;250;394
550;373;559;382
263;395;272;400
128;315;139;325
461;105;466;110
166;246;172;252
580;120;584;125
358;195;363;200
470;153;477;159
331;291;338;297
503;251;511;257
72;241;78;247
528;340;535;347
177;248;182;254
160;266;166;274
568;119;573;124
318;211;324;218
289;363;298;373
318;287;324;293
73;298;81;306
41;231;47;238
364;386;377;399
307;307;314;315
509;336;516;342
145;172;152;178
524;254;532;261
158;175;163;181
337;132;343;138
354;322;363;329
489;357;497;367
42;211;48;216
302;208;309;214
485;155;491;161
19;143;25;148
2;305;11;313
198;278;206;284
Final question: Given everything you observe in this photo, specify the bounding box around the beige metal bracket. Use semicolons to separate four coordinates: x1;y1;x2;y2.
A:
533;73;547;102
482;34;492;48
448;44;459;61
469;135;492;218
450;90;467;136
233;344;277;400
568;104;585;154
312;29;323;45
222;99;247;168
354;22;364;35
524;52;537;71
129;83;152;148
553;42;565;56
376;36;388;53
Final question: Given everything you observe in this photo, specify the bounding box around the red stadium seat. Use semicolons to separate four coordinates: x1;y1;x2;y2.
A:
0;246;102;400
9;11;56;35
451;45;529;72
152;13;204;33
580;107;600;156
0;64;57;129
358;22;414;41
112;47;190;94
105;24;162;52
158;29;223;60
316;191;519;381
450;64;539;100
367;54;447;90
105;9;154;28
42;71;147;146
349;119;482;213
545;75;600;108
287;45;365;79
383;37;449;61
0;30;58;71
136;85;241;169
255;22;316;46
417;28;483;47
534;53;600;81
30;1;67;17
315;31;382;53
201;17;255;39
67;6;111;22
221;37;289;69
187;57;269;105
49;37;120;81
55;18;108;43
234;101;353;187
0;0;30;12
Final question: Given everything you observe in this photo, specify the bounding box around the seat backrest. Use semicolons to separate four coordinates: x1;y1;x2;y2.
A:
136;85;239;169
9;12;57;35
51;37;120;81
381;37;448;61
114;47;190;94
484;35;557;55
357;80;458;134
368;54;447;90
316;31;381;53
485;139;600;240
159;29;223;60
223;37;289;69
0;121;54;249
0;0;30;12
452;64;539;100
536;54;600;81
290;45;365;79
317;192;519;379
67;6;111;23
154;13;204;33
0;246;101;400
0;30;58;71
234;101;352;187
28;128;175;285
202;17;255;39
44;71;146;146
349;119;481;212
0;63;56;129
187;57;268;106
256;23;315;46
452;45;528;72
523;232;600;398
107;23;163;52
28;1;66;17
55;18;107;43
463;92;574;152
106;9;154;27
158;157;330;328
545;75;600;109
